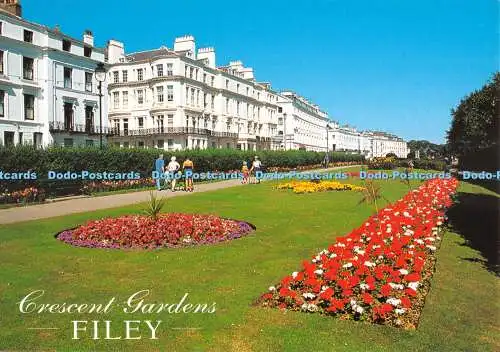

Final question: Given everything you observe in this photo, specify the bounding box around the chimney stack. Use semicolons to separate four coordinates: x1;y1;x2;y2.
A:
0;0;22;17
83;29;94;46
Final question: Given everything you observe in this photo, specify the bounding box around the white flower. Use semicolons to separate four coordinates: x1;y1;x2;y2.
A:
302;292;316;300
408;282;420;291
389;283;404;290
436;221;443;226
359;283;369;290
342;262;353;268
386;298;401;306
330;253;338;258
395;308;406;315
307;303;318;312
399;269;409;275
415;239;424;245
350;299;357;307
301;303;308;311
403;211;410;217
425;237;436;242
268;286;276;291
314;269;324;276
292;271;298;279
426;245;437;251
321;285;329;292
364;261;376;267
355;305;365;314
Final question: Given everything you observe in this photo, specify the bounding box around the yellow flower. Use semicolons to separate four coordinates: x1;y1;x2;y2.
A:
275;180;365;194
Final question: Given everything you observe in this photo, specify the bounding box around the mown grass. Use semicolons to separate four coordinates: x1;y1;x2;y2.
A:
0;176;497;352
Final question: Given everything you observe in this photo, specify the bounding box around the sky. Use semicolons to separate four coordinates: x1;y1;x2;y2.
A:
26;0;498;144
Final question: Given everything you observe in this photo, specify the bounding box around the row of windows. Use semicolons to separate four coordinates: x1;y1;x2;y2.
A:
0;50;95;92
0;51;34;80
2;131;43;147
61;39;92;57
111;85;174;108
112;63;174;83
0;90;35;120
0;21;92;58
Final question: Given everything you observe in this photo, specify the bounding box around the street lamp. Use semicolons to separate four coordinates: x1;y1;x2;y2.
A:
325;123;331;168
283;113;287;150
94;63;106;148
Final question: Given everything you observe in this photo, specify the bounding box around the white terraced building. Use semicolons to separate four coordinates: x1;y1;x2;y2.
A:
365;131;409;158
106;36;282;151
276;91;330;151
326;123;409;159
0;1;110;147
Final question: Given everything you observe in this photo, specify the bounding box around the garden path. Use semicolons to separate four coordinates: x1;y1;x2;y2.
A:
0;166;354;224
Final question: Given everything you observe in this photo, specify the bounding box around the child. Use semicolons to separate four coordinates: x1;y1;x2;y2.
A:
241;161;249;184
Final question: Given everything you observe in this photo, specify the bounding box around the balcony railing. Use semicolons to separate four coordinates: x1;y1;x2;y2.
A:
49;121;116;135
110;127;238;139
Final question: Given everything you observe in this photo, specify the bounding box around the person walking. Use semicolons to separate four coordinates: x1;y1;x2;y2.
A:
182;157;194;192
250;156;262;184
154;154;165;191
166;156;180;191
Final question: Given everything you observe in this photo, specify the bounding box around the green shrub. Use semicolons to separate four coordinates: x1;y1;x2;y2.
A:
0;146;365;197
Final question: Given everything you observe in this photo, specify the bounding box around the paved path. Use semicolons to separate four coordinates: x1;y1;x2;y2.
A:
0;166;355;225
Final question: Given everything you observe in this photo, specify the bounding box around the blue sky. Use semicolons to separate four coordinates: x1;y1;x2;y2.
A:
28;0;498;143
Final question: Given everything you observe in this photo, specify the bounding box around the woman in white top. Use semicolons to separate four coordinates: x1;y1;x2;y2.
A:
166;156;180;191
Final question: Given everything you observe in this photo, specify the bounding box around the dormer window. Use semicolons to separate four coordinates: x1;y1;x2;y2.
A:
84;46;92;58
24;30;33;43
62;39;71;52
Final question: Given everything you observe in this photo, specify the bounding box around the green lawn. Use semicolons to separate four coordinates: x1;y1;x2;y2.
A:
0;176;498;352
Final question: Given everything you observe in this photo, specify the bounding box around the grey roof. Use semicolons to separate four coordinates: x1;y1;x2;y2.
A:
126;47;174;61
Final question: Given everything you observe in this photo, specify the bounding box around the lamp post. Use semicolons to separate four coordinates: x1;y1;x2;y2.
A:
94;63;106;149
283;113;287;150
325;123;331;168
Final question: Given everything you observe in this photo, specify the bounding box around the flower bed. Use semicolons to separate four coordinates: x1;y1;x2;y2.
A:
0;187;46;204
80;178;156;194
267;161;361;173
57;213;255;249
275;180;365;194
259;178;458;328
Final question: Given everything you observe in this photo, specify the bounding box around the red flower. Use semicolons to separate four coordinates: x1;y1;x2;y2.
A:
380;284;392;297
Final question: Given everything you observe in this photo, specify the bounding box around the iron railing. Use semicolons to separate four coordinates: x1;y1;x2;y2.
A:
49;121;116;135
111;127;238;138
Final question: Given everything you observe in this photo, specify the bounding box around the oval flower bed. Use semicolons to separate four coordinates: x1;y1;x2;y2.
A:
57;213;255;249
259;178;458;329
275;180;365;194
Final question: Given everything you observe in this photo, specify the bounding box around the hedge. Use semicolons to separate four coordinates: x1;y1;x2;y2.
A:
0;146;365;196
368;157;446;171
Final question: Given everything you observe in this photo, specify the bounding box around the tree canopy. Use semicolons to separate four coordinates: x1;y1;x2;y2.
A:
447;73;499;156
446;73;499;171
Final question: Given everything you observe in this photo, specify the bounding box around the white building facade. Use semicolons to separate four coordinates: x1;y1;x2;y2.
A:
106;36;281;151
326;124;409;159
366;131;409;158
0;6;109;147
276;91;329;152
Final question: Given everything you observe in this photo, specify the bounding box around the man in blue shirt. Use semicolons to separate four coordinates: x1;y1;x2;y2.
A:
154;154;165;190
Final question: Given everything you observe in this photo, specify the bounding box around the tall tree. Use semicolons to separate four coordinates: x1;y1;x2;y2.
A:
447;73;499;169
